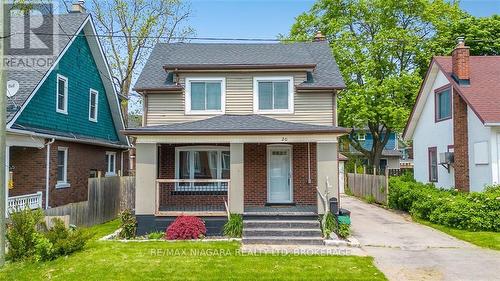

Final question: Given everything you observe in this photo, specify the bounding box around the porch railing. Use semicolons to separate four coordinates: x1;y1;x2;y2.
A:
8;191;43;212
155;179;230;216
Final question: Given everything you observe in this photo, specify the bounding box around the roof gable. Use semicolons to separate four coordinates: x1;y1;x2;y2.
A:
6;13;89;122
434;56;500;125
14;29;120;143
403;60;443;140
6;13;128;146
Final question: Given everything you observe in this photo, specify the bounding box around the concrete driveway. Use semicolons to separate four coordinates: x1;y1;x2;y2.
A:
342;195;500;281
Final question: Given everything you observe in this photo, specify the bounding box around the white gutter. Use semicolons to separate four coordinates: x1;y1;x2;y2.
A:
7;128;129;149
44;138;55;209
485;123;500;127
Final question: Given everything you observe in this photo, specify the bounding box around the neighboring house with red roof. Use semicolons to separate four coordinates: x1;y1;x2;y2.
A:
404;38;500;192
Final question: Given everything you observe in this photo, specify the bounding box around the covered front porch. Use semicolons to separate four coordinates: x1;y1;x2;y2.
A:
127;115;347;234
152;142;322;216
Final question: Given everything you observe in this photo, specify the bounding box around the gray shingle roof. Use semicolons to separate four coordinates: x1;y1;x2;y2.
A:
134;42;345;91
6;13;89;123
124;114;349;135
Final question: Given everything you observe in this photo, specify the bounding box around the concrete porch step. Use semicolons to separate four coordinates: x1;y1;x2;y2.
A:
244;220;320;229
242;236;325;246
243;228;322;237
243;214;318;221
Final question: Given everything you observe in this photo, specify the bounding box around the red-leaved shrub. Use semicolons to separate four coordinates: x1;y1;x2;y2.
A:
165;216;206;240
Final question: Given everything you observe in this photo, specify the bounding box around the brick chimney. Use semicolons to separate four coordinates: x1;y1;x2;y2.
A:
313;31;326;42
70;0;86;13
452;37;470;82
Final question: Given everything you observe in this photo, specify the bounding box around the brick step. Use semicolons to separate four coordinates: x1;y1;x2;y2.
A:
243;228;322;237
244;220;320;229
242;237;325;246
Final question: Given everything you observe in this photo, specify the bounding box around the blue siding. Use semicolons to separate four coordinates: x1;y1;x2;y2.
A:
361;132;397;150
15;30;119;142
348;131;397;152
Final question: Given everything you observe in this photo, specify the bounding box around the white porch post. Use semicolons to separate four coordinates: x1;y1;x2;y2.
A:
316;142;339;214
135;143;158;215
229;143;244;214
4;146;9;216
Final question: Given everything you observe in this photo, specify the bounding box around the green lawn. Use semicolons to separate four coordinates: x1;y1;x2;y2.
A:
0;220;386;281
416;219;500;251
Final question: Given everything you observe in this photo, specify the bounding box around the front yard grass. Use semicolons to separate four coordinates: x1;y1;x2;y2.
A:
416;219;500;251
0;220;386;281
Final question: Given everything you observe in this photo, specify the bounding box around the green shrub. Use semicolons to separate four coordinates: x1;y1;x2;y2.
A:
389;176;500;232
45;218;93;257
319;212;337;237
223;214;243;238
147;231;165;240
6;208;46;261
337;223;350;239
118;209;137;239
6;209;92;262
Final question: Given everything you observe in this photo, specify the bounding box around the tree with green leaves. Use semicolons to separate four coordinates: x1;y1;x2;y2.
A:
287;0;462;169
434;14;500;57
91;0;193;125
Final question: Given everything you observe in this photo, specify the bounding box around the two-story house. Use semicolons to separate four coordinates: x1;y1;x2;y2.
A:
404;39;500;192
5;8;129;210
340;129;401;171
126;35;349;241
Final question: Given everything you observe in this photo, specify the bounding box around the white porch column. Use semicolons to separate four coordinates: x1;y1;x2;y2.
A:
5;146;9;215
316;142;339;214
135;143;157;215
229;143;244;214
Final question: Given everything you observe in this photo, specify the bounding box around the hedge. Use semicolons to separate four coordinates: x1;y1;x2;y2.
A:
388;177;500;232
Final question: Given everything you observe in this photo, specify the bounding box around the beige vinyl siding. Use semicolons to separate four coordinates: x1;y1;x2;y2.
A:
145;72;335;126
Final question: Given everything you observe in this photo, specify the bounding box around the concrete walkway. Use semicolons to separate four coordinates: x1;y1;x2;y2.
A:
342;195;500;281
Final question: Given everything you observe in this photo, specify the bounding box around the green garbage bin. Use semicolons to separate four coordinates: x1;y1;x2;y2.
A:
337;215;351;225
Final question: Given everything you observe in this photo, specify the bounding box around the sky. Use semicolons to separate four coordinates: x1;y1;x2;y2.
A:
187;0;500;41
128;0;500;111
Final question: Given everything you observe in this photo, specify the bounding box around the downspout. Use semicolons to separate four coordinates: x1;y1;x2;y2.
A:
44;138;55;209
121;148;131;176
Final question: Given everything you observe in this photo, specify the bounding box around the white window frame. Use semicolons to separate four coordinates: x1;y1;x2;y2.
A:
88;88;98;122
106;151;117;176
185;77;226;115
357;132;366;141
56;147;70;189
56;74;68;114
174;146;230;191
253;76;294;114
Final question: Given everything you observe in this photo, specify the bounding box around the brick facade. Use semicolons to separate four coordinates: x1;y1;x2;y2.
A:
244;143;317;207
10;140;127;207
453;90;470;192
156;143;317;209
157;144;228;209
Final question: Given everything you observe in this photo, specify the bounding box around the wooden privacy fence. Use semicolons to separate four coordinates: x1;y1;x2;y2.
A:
347;171;388;205
45;176;135;227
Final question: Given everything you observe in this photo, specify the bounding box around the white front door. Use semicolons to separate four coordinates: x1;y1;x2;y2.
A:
267;145;293;203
